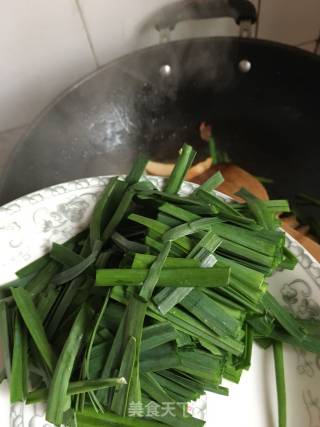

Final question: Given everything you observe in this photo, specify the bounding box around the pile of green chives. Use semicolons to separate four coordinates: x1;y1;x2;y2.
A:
0;144;319;427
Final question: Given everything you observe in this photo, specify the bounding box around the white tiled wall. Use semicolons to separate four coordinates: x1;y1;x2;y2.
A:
258;0;320;45
0;0;96;132
77;0;258;66
0;0;319;144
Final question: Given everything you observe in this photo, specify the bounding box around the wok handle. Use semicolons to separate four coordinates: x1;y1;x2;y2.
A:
154;0;257;31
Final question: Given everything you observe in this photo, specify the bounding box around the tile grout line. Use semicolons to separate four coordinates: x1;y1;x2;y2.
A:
74;0;100;69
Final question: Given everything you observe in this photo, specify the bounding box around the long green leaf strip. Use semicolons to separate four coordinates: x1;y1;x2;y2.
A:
26;377;126;404
0;302;11;382
90;177;119;247
46;306;88;425
52;240;103;285
85;292;111;379
11;288;56;373
2;145;320;427
10;316;28;403
153;230;223;315
273;341;287;427
111;336;137;415
96;267;230;288
139;241;172;301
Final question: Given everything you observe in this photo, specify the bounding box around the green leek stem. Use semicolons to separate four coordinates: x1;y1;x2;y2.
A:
164;144;196;194
208;136;218;165
273;341;286;427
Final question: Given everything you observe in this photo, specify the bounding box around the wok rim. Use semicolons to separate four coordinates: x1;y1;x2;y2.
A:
17;35;320;141
3;35;319;195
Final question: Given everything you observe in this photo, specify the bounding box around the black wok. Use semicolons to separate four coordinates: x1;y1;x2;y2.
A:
1;0;319;205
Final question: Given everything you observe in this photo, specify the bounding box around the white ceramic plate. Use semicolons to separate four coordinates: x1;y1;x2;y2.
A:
0;176;320;427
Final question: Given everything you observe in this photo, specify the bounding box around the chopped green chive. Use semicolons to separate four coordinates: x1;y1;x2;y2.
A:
273;341;287;427
2;146;318;426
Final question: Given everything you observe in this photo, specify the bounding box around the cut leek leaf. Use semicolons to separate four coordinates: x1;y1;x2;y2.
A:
2;146;319;427
164;144;196;194
96;267;230;288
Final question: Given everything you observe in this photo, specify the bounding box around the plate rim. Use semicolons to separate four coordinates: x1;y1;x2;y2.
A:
1;175;319;267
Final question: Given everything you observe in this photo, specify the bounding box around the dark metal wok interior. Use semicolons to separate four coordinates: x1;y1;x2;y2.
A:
1;37;319;205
